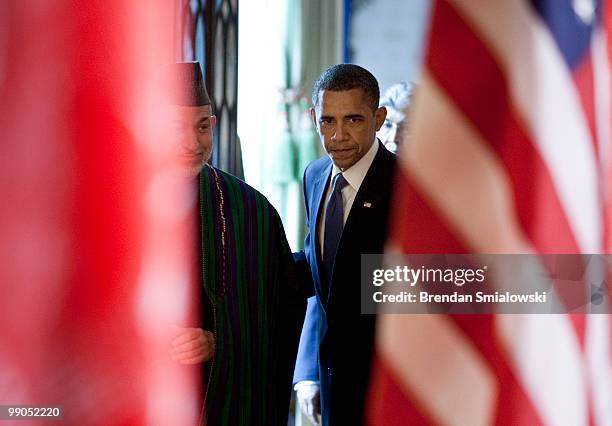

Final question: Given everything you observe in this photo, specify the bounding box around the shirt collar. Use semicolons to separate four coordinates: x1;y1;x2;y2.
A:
331;139;379;192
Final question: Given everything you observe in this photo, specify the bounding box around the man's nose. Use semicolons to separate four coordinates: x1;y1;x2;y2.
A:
184;132;200;151
331;123;346;142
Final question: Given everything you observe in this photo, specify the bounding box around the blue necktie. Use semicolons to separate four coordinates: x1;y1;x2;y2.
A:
323;173;348;284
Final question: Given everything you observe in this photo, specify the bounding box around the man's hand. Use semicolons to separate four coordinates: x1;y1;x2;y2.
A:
295;381;320;426
171;327;215;364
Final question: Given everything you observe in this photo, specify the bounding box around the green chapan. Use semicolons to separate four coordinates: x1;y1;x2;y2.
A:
199;165;305;425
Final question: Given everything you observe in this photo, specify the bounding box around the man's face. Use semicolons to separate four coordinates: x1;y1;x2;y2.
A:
167;105;216;176
311;88;386;170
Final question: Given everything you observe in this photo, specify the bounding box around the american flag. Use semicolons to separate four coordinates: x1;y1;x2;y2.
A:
368;1;612;425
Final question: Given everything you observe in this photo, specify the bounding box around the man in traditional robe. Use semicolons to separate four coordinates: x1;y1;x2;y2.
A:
163;61;307;425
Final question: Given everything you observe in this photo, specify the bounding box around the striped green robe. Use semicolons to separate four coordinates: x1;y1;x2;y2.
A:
199;165;305;425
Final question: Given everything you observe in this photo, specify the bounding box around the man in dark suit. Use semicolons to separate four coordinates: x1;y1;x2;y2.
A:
293;64;396;426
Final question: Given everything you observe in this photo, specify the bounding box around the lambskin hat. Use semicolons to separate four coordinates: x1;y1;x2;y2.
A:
160;61;211;106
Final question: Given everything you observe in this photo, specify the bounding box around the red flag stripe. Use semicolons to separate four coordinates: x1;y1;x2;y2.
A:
574;52;599;158
387;168;468;255
366;354;433;425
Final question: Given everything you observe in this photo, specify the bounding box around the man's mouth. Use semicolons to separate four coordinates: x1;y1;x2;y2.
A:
184;152;204;159
331;147;356;156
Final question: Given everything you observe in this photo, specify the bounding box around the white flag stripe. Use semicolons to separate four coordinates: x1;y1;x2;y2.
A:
378;314;497;426
452;0;602;253
496;315;588;426
404;71;532;254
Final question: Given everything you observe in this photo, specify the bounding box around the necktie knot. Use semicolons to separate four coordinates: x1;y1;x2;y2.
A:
332;173;348;193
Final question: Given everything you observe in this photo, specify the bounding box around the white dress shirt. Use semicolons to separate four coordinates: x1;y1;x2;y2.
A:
318;140;379;257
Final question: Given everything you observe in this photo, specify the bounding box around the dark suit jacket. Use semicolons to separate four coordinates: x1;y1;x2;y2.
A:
294;141;396;425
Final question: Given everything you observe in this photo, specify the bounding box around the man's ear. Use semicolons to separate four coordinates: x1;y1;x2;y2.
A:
374;106;387;131
210;115;217;129
309;107;318;129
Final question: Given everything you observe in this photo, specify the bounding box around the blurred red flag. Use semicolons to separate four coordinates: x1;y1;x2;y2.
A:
0;1;201;424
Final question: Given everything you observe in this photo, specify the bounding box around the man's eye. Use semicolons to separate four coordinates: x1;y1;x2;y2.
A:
199;126;210;133
320;119;332;125
348;117;362;123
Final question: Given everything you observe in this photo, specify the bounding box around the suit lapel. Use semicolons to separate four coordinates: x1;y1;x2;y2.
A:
310;162;332;304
